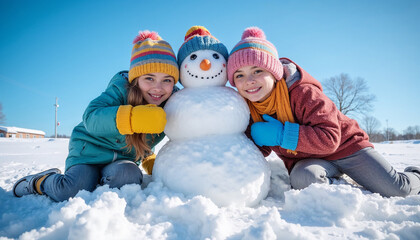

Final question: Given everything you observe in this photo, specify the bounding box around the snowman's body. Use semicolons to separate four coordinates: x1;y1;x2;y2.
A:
153;50;271;207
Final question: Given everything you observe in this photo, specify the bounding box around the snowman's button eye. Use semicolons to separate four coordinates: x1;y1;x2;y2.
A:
190;54;197;60
212;54;220;59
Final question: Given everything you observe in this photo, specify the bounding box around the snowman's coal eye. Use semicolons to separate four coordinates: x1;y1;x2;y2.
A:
212;54;220;59
190;54;197;60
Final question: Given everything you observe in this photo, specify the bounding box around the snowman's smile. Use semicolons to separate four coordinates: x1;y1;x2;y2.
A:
186;69;224;79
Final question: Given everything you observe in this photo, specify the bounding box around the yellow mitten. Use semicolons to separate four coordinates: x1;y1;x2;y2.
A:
141;154;156;175
132;104;166;134
116;104;167;135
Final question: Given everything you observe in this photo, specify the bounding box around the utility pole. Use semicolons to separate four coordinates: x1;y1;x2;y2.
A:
54;97;59;138
386;119;389;141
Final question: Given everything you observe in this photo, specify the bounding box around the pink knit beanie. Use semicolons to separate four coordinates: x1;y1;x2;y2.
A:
227;27;283;86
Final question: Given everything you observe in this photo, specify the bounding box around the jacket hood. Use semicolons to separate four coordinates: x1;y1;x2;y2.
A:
280;58;323;92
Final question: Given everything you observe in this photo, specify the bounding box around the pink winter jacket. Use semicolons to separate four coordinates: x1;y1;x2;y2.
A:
246;58;373;173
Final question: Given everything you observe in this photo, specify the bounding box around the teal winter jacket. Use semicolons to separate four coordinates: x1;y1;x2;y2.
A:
65;71;167;171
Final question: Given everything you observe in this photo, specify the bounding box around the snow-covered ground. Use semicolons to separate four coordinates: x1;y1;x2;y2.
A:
0;138;419;240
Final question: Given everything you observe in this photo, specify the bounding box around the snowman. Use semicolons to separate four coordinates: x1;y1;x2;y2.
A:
153;26;271;207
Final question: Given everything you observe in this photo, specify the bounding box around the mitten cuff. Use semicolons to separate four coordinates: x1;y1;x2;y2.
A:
282;121;299;151
116;105;133;135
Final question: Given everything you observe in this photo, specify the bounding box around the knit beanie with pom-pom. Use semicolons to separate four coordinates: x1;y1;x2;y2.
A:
177;26;229;66
129;30;179;83
227;27;283;86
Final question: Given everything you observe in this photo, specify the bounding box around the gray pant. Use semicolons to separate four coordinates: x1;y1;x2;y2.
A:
41;160;143;202
290;147;420;197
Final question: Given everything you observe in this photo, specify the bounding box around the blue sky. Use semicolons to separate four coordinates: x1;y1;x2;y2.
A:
1;0;419;136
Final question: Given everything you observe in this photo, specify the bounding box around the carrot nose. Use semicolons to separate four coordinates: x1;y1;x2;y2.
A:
200;59;211;71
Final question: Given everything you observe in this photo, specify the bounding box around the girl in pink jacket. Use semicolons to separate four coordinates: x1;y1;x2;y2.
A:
227;27;420;197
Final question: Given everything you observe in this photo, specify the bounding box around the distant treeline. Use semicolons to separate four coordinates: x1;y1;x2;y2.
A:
48;134;70;138
368;125;420;142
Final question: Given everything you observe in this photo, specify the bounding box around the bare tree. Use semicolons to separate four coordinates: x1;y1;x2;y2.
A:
404;126;415;140
415;126;420;139
361;115;381;136
403;125;420;140
0;103;5;124
370;132;386;142
384;127;398;141
323;74;376;118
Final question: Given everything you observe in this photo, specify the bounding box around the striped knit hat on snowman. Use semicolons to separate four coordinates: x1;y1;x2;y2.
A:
227;27;283;86
177;26;229;66
129;30;179;83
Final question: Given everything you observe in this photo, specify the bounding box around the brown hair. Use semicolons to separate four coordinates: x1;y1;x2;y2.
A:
125;78;151;161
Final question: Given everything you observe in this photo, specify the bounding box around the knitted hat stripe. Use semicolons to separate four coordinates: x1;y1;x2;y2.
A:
131;49;175;61
131;58;178;68
129;63;179;74
231;43;278;58
133;41;172;51
129;63;179;82
247;38;277;50
233;47;277;60
185;29;211;40
131;51;176;62
132;45;174;55
183;34;219;44
131;54;177;66
184;26;211;39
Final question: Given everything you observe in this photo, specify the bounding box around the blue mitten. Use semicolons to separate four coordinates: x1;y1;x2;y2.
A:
251;114;284;147
251;114;300;150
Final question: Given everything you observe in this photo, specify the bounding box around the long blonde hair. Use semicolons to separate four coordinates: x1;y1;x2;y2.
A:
125;78;151;161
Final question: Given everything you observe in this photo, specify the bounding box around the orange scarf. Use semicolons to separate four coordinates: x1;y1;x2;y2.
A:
247;79;298;155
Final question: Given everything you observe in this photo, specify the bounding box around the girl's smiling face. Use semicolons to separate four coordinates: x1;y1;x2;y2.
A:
233;66;276;102
137;72;175;105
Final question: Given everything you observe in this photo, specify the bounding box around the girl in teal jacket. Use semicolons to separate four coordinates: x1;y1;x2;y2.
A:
13;30;179;202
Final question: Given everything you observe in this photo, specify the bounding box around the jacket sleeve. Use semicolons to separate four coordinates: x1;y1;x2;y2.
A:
290;84;342;155
82;72;128;137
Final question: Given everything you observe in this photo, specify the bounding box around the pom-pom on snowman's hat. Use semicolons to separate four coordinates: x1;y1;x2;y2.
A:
129;30;179;83
177;26;229;66
227;27;283;87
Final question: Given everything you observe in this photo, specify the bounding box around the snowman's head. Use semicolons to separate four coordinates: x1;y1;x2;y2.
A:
180;50;227;88
177;26;229;88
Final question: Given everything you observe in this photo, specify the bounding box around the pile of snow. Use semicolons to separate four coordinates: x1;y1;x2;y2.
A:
0;138;419;239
